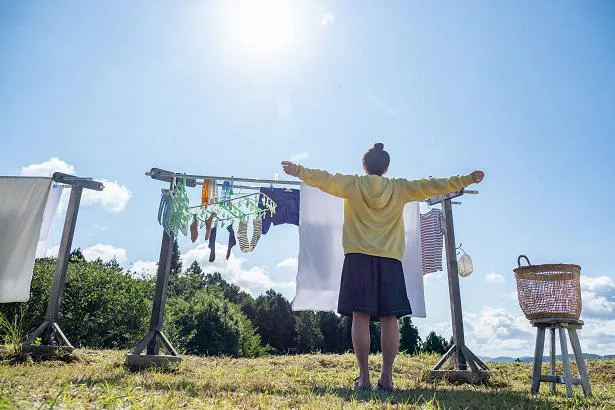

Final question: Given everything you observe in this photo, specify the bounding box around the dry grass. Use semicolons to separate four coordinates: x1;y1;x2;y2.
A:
1;349;614;409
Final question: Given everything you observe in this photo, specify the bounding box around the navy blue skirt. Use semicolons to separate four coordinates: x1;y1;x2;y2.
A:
337;253;412;321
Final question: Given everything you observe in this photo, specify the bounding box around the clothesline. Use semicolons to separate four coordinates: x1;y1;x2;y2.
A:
147;168;478;204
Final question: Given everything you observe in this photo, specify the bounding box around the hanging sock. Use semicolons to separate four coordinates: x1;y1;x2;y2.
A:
190;215;199;243
237;218;262;253
226;225;236;260
204;212;216;240
208;226;217;262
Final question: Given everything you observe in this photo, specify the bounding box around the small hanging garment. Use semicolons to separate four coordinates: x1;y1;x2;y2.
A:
258;188;300;234
208;226;217;262
237;218;262;253
420;208;446;275
204;212;216;240
36;183;62;258
226;224;236;260
0;177;52;302
190;215;199;243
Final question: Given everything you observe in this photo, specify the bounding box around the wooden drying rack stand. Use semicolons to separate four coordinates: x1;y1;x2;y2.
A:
126;168;301;369
23;172;105;358
127;168;484;382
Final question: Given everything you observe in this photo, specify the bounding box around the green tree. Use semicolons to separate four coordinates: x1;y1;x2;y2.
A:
294;311;323;353
422;331;451;355
399;317;421;354
165;289;265;357
170;238;182;276
317;312;352;353
252;289;296;353
369;321;381;353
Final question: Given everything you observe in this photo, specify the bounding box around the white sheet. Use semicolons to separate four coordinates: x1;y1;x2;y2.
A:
0;177;51;302
293;183;426;317
35;183;62;259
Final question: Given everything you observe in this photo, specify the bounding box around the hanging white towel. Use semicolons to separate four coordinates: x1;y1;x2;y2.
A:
35;183;62;259
0;177;51;303
293;183;426;317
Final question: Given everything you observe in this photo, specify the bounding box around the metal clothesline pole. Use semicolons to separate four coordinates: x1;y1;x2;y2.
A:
23;172;104;358
427;189;488;383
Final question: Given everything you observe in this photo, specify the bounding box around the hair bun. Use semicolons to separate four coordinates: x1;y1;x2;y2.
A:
373;143;384;151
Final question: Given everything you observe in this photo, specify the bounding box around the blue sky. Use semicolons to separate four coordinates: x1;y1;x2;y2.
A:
2;1;614;357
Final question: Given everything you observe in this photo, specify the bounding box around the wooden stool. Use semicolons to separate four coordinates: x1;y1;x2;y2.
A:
530;318;592;397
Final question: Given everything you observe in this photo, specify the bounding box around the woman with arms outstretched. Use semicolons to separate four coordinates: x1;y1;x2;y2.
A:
282;143;484;390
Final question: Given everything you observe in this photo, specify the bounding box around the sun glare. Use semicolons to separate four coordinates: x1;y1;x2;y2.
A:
229;0;297;59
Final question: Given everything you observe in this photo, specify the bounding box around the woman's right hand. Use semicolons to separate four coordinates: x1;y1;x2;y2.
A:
282;161;300;177
471;170;485;184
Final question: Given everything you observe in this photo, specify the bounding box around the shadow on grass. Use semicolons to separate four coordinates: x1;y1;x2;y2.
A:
311;386;556;409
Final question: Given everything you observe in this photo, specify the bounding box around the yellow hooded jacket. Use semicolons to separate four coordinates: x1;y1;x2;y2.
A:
297;166;475;261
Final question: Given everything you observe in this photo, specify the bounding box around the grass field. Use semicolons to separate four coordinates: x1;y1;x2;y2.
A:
1;349;614;409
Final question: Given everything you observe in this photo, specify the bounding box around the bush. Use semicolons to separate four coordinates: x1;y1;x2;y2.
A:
165;289;266;357
60;259;153;349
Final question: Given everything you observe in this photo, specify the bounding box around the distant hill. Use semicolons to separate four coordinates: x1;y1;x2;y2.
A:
482;353;615;363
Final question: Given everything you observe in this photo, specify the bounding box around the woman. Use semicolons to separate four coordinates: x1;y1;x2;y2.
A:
282;143;484;390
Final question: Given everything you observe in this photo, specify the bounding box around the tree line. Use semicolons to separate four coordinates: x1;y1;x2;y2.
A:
0;240;451;357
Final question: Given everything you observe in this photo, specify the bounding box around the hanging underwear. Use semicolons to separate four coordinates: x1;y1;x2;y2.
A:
227;225;236;260
258;188;300;234
237;218;262;253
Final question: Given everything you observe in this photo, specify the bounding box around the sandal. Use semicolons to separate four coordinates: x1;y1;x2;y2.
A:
377;380;395;392
354;377;371;391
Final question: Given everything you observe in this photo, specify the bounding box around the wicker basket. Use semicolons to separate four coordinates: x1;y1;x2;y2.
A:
513;255;582;320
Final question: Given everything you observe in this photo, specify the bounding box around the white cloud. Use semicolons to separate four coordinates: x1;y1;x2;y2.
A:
319;9;334;27
20;158;131;213
46;245;60;258
580;275;615;319
182;243;295;296
82;179;131;213
485;272;505;284
276;257;298;271
464;306;534;357
130;260;158;279
20;157;75;177
82;243;127;264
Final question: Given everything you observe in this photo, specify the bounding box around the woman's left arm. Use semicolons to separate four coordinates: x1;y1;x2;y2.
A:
282;161;356;198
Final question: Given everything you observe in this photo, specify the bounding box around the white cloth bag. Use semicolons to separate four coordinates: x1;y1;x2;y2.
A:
293;183;426;317
0;177;51;302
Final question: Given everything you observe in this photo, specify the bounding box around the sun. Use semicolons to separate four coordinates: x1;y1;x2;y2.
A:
228;0;297;60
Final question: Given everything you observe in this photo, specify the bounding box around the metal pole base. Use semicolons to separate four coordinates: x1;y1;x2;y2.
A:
125;329;181;371
428;344;489;384
125;353;181;371
22;320;75;359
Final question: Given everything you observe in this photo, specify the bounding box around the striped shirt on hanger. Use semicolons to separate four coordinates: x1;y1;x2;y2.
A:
420;208;446;275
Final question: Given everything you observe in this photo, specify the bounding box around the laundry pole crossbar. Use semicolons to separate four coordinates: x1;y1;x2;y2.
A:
146;167;301;187
23;173;104;357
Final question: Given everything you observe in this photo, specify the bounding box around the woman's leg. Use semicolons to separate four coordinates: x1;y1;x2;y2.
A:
352;311;371;387
379;315;399;389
